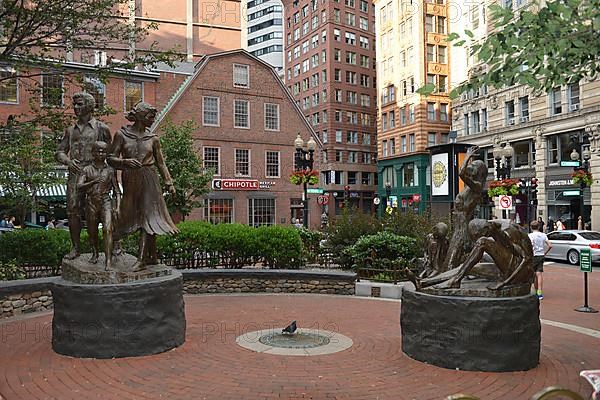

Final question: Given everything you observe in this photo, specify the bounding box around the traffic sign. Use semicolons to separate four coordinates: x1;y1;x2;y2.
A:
581;249;592;273
307;188;324;194
499;195;512;209
412;194;421;202
317;195;329;205
373;197;381;205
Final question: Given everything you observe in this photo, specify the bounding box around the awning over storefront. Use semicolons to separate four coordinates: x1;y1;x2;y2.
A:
0;184;67;200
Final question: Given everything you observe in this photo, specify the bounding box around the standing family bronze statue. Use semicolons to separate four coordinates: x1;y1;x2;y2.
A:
56;93;179;272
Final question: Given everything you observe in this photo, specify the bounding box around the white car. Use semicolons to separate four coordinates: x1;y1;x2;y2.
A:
546;230;600;265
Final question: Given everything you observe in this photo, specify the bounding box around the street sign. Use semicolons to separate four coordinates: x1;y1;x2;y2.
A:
317;195;329;205
373;197;381;205
563;190;581;196
560;160;580;167
581;249;592;273
307;188;324;194
499;195;512;209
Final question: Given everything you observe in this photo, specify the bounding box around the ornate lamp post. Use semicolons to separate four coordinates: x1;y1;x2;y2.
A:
570;144;591;228
294;133;316;228
384;181;392;212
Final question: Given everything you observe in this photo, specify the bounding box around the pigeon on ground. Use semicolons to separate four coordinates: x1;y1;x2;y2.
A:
282;320;297;334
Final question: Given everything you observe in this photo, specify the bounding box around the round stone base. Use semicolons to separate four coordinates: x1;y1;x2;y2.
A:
401;286;540;372
52;271;186;359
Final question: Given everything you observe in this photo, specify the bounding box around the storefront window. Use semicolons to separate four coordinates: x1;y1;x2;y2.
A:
248;198;275;227
403;163;418;187
382;166;396;187
204;198;233;224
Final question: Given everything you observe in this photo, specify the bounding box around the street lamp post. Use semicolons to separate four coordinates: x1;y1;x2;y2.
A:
294;133;316;228
492;142;514;218
385;181;391;213
570;145;591;229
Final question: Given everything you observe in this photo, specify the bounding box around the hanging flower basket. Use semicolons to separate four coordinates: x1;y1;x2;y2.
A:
290;169;319;185
487;178;519;198
572;170;593;186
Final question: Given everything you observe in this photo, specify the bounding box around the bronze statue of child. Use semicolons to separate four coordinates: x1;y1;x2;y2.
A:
77;141;121;270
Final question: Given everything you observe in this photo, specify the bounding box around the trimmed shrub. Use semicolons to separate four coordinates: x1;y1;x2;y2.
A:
255;225;303;269
0;229;70;268
325;208;382;268
348;231;418;277
381;211;451;256
297;228;324;264
0;259;26;281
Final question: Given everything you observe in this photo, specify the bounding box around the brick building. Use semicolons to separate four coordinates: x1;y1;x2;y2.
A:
153;49;323;228
374;0;452;214
282;0;379;218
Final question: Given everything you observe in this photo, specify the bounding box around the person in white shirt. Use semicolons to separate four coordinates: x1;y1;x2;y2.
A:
528;220;552;300
556;219;565;231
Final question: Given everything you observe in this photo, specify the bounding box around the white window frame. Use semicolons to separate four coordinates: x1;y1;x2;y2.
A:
234;99;250;129
264;103;280;131
203;146;221;176
233;64;250;88
235;148;251;177
265;150;281;178
124;80;143;112
202;96;220;127
0;67;19;104
41;73;65;107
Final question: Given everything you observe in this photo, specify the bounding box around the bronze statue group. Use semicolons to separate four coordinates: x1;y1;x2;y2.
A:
410;145;548;295
56;93;178;272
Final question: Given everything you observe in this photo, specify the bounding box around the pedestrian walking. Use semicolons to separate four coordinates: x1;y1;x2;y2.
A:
46;217;56;230
556;219;565;231
529;220;552;300
537;217;545;233
578;216;583;230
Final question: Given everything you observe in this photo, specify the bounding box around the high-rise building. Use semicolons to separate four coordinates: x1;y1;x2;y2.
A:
283;0;379;217
374;0;452;214
245;0;285;71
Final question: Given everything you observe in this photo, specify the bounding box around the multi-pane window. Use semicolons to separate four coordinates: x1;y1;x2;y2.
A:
334;28;341;40
403;162;417;186
347;131;358;143
124;80;142;111
360;17;368;30
204;147;220;175
427;45;435;62
347;91;357;104
439;76;447;92
233;64;250;88
505;100;515;125
438;46;447;63
248;198;275;227
345;32;356;45
265;103;279;131
401;136;407;152
427;102;436;120
550;87;562;115
425;15;434;32
335;150;343;162
204;198;233;224
359;36;369;49
41;73;64;107
362;133;371;144
409;133;415;151
360;94;370;107
348;151;357;163
428;132;437;147
568;83;580;111
84;76;105;108
346;51;357;64
235;149;250;176
471;111;480;133
382;140;388;156
440;103;448;122
266;151;280;178
234;100;249;128
0;69;18;103
409;104;415;123
346;71;357;84
336;130;343;142
389;111;395;128
360;0;368;12
346;12;356;26
437;16;446;33
390;138;396;154
514;140;533;168
519;96;529;122
203;96;220;126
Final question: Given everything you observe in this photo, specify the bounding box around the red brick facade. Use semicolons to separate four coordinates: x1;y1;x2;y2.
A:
155;50;323;228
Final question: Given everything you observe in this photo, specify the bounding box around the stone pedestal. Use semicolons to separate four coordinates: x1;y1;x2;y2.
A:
52;256;186;359
401;286;540;372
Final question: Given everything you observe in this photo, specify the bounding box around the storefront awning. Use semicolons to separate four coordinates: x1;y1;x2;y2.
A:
0;184;67;200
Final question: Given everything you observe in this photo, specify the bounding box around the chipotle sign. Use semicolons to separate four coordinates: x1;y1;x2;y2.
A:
212;179;260;190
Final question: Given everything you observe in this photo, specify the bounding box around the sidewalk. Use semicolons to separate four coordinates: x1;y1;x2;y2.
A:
0;265;598;400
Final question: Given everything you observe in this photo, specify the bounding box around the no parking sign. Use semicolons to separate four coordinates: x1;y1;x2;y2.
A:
499;195;513;210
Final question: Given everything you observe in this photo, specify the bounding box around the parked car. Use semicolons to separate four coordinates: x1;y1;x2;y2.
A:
0;227;14;235
546;230;600;265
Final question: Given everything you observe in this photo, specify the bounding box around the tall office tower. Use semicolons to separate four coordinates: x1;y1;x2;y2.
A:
245;0;285;71
374;0;452;213
283;0;379;217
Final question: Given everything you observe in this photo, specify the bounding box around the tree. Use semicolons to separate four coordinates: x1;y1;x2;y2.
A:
159;119;212;220
419;0;600;97
0;121;64;224
0;0;181;84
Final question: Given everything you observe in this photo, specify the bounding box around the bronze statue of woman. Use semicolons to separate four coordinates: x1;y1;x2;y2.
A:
109;102;179;271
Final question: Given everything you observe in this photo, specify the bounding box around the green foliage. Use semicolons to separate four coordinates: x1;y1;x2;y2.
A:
297;228;324;264
444;0;600;97
0;0;182;86
0;259;26;281
325;208;382;268
348;231;418;271
0;229;70;268
0;122;64;224
381;211;449;256
159;119;212;219
255;225;303;269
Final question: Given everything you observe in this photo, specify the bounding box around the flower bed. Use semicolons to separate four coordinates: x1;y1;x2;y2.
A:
487;178;519;198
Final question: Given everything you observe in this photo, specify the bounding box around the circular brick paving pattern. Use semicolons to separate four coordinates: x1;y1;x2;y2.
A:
1;292;599;400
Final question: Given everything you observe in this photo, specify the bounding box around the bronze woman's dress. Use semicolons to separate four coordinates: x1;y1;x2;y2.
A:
110;126;178;238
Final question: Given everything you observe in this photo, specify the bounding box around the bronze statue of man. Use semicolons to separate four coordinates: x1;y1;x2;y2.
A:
56;92;111;260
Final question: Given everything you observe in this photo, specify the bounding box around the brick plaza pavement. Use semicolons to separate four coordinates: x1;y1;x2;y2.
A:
0;264;599;400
